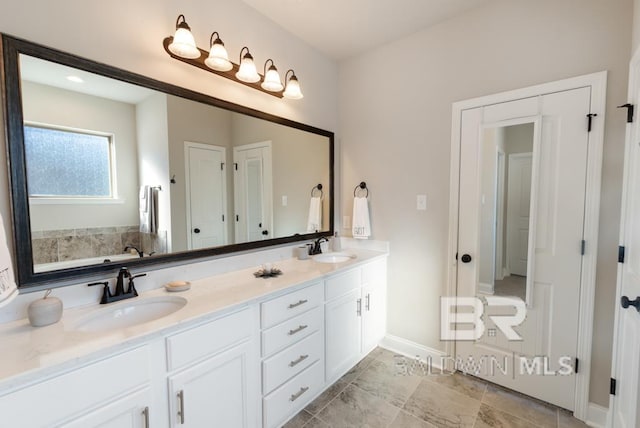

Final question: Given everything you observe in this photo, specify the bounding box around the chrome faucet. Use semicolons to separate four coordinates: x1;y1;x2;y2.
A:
88;267;146;304
309;237;329;255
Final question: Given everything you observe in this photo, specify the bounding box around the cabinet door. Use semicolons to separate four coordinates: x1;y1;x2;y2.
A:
168;340;258;428
362;282;386;354
325;289;362;382
62;388;151;428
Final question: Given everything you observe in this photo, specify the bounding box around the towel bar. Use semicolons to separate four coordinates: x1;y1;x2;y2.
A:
353;182;368;198
311;183;323;198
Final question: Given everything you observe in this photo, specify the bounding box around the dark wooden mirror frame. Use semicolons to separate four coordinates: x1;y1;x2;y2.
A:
0;34;334;289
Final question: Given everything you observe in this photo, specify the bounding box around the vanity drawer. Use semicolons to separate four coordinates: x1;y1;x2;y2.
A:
261;282;323;328
263;360;324;428
325;267;361;300
262;306;322;357
262;330;323;394
362;258;387;287
166;307;253;371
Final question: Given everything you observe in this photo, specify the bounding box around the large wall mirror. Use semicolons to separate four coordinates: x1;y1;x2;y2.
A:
1;35;334;288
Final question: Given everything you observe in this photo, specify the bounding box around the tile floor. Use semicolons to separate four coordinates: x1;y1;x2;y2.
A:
284;348;589;428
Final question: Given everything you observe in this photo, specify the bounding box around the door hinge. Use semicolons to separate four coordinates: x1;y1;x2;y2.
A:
575;357;579;374
234;163;238;171
610;378;617;395
236;214;239;222
619;246;626;263
221;162;224;171
222;214;225;222
618;103;635;123
581;240;586;255
587;113;598;132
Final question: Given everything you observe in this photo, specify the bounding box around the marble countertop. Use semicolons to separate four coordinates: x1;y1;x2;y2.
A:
0;248;387;393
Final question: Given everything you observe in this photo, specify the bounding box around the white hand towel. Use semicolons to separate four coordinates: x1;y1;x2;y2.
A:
307;196;322;232
139;186;159;235
0;213;18;308
352;196;371;239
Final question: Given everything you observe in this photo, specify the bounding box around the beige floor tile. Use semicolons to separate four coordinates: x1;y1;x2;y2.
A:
305;379;350;415
353;359;422;407
389;410;437;428
339;355;376;383
304;417;331;427
403;378;481;428
317;384;400;428
426;372;487;401
481;384;557;428
474;404;538;428
283;410;313;427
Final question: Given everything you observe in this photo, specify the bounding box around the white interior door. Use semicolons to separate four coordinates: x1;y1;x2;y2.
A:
506;153;532;277
456;87;592;410
185;142;227;250
611;57;640;428
233;142;273;244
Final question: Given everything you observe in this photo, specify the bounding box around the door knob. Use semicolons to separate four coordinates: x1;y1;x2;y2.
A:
262;230;269;236
621;295;640;312
193;228;200;234
460;254;472;263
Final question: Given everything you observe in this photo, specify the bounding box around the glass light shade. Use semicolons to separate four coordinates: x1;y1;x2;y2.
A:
205;42;232;71
236;54;260;83
283;75;303;99
261;65;283;92
169;27;200;59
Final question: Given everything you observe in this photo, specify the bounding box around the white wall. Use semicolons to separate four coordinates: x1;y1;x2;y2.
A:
22;82;139;230
339;0;632;406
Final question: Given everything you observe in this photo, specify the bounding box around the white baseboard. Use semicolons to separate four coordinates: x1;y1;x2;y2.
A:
478;282;494;295
585;402;608;428
379;334;447;368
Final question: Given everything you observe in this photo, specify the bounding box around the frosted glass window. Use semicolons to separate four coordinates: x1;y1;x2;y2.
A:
24;125;113;198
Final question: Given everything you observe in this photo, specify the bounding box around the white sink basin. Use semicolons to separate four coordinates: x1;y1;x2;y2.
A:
72;296;187;332
313;252;356;264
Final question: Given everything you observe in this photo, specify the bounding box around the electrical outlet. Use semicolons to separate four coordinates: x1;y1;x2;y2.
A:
343;215;351;229
282;195;287;206
417;194;427;210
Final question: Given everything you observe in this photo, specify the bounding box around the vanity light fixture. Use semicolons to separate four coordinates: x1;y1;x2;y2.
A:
283;69;304;100
236;47;261;83
205;32;232;72
162;14;303;99
167;15;201;59
261;59;283;92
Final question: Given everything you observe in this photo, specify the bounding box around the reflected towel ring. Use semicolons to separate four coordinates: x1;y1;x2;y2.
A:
311;183;323;199
354;181;368;198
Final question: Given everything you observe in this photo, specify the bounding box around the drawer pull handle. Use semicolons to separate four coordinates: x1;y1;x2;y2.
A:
142;406;150;428
357;298;362;316
177;390;185;424
289;354;309;367
288;324;308;335
290;386;310;402
288;299;308;309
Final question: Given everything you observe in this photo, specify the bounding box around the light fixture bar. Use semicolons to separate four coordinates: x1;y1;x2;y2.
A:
162;37;284;98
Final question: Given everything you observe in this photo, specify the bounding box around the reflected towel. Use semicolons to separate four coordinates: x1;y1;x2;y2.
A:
0;211;18;308
307;196;322;232
352;196;371;239
139;186;159;235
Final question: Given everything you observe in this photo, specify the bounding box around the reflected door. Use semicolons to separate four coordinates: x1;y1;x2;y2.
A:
456;87;592;410
506;153;532;277
185;143;227;250
234;142;273;243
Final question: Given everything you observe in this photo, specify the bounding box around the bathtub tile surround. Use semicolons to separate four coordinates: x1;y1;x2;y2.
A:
30;225;162;265
286;348;589;428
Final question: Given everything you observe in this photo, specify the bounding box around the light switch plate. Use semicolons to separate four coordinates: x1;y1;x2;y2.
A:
282;195;288;206
417;195;427;210
343;216;351;229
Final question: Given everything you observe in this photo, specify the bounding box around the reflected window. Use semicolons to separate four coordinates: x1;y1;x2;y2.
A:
24;124;114;198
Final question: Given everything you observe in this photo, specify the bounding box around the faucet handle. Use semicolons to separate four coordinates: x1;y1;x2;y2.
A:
88;281;111;304
127;273;147;296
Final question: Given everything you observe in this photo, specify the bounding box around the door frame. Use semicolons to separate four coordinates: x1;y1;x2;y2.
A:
609;48;640;427
184;141;228;250
447;71;607;420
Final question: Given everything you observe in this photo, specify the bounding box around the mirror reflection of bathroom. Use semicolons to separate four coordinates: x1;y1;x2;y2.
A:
478;122;534;301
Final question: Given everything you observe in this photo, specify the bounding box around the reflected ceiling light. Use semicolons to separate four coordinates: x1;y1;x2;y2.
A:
204;32;232;72
235;47;260;83
66;75;84;83
261;59;283;92
163;15;302;99
168;14;200;59
283;70;304;100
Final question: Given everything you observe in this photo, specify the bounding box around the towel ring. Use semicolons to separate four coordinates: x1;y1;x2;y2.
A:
311;184;323;198
354;181;368;198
